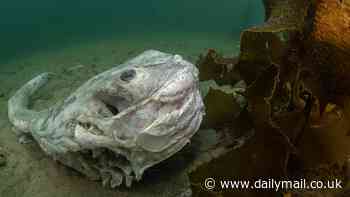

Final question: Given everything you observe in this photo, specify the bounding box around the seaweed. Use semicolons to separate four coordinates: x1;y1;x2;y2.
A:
191;0;350;196
196;49;240;86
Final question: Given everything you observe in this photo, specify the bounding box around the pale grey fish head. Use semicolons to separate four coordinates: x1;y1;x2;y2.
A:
8;50;205;187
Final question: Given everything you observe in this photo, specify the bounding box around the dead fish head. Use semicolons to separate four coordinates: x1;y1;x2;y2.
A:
9;50;205;187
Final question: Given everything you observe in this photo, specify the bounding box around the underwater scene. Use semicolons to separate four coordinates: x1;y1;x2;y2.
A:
1;0;350;197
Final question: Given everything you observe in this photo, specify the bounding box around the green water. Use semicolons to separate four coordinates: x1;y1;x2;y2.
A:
0;1;265;196
0;0;264;62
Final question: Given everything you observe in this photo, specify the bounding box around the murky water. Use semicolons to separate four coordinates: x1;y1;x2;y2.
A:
0;1;265;197
0;0;264;61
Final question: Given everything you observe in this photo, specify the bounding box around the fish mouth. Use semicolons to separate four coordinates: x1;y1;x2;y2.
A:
94;87;132;117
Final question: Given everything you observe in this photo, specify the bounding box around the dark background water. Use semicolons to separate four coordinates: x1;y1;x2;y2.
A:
0;0;264;61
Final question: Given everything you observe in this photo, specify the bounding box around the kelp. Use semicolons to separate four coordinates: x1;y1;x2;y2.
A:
287;2;350;196
237;0;315;182
197;49;246;131
239;0;350;177
238;0;310;84
197;49;240;86
200;81;243;130
192;0;350;196
303;0;350;111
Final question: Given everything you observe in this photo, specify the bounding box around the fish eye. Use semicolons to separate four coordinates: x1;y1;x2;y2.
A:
120;69;136;82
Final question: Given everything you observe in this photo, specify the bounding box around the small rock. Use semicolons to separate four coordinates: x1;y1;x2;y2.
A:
0;156;6;167
0;149;6;167
67;64;85;72
90;63;97;69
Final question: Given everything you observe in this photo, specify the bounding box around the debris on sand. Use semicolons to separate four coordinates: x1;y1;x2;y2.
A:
0;148;6;167
63;64;86;73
